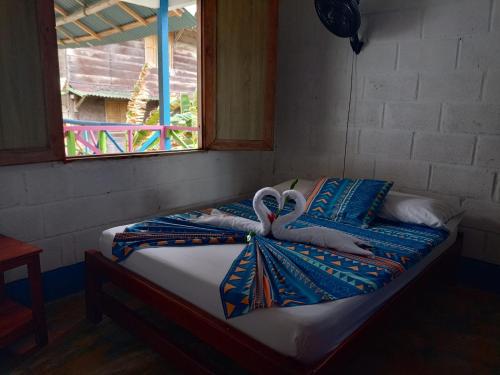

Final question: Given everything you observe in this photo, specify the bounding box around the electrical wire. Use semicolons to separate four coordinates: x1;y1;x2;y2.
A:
342;51;356;179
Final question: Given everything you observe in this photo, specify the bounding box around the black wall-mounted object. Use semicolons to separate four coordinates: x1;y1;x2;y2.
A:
314;0;364;54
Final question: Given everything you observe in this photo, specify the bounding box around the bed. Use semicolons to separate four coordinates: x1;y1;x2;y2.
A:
86;190;463;374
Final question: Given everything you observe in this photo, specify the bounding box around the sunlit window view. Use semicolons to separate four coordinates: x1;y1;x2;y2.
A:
56;0;199;157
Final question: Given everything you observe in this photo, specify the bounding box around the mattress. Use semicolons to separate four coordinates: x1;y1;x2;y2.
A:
98;216;460;364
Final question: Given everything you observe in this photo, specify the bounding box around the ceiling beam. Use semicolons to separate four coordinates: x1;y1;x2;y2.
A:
74;20;102;40
55;4;101;40
58;14;156;45
56;26;79;45
116;2;148;25
55;0;122;27
94;12;123;32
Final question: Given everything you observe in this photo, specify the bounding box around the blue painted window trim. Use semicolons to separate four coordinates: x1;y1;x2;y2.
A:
158;0;171;150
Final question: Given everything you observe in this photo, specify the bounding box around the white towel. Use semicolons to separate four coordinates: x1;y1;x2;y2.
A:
272;190;374;257
191;187;282;236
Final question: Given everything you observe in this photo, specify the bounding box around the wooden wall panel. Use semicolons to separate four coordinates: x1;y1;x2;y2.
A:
203;0;277;150
0;0;64;165
0;1;48;150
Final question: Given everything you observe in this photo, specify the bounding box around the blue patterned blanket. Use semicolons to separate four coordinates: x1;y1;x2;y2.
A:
112;198;449;319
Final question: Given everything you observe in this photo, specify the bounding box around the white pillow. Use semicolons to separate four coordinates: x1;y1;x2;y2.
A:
272;178;316;197
379;191;464;230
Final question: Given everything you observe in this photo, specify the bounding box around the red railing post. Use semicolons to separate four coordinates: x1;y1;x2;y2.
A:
160;126;166;151
63;122;199;156
127;129;133;153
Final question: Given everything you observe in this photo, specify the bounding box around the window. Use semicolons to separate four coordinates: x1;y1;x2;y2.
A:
0;0;278;166
56;0;201;157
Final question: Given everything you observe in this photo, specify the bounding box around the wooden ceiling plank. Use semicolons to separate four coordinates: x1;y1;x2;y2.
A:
116;2;148;25
94;12;122;32
74;20;102;40
54;4;68;16
57;26;79;45
58;14;156;45
55;0;122;27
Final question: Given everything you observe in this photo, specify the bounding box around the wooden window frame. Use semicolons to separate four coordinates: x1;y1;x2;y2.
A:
0;0;65;166
201;0;277;151
1;0;277;166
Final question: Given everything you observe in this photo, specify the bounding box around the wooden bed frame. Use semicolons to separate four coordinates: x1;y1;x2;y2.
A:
85;233;462;374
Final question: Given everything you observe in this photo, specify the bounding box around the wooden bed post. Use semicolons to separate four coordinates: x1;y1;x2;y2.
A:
85;250;103;324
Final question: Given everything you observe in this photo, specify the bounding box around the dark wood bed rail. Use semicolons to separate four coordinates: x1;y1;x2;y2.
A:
85;233;463;374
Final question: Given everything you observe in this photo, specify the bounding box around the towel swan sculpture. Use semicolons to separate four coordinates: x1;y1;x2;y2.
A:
272;189;374;257
192;187;282;236
193;187;373;256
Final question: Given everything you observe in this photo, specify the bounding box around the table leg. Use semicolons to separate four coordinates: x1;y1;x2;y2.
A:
0;272;5;302
85;253;103;324
27;254;48;346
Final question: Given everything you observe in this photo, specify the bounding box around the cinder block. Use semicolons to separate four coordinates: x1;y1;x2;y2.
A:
495;177;500;203
73;225;111;263
374;159;430;190
355;42;397;73
483;70;500;104
399;38;458;71
413;133;476;165
310;128;347;154
70;160;137;196
360;0;421;14
280;150;330;181
359;129;413;159
350;101;383;128
24;164;72;204
31;235;74;272
43;189;160;237
419;72;483;101
0;206;44;242
5;267;28;283
430;165;495;199
460;33;500;70
0;168;25;209
461;199;500;232
395;187;462;207
328;156;345;178
442;104;500;135
364;9;421;42
484;233;500;265
384;102;440;131
475;136;500;168
461;227;487;259
159;180;200;211
298;152;331;179
345;156;375;179
493;0;500;32
364;73;418;101
259;151;275;187
422;0;490;37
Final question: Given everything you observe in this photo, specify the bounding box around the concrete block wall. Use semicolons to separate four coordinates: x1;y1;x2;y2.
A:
275;0;500;265
0;151;272;281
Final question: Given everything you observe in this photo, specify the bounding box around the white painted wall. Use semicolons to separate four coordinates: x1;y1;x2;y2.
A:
275;0;500;265
1;151;273;281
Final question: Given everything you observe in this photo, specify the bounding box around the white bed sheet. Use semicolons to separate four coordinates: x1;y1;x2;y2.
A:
99;218;460;364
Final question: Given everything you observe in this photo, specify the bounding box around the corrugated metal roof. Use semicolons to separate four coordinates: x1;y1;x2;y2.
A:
55;0;196;49
67;86;159;100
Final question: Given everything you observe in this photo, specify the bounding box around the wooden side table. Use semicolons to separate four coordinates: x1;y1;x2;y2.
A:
0;235;48;348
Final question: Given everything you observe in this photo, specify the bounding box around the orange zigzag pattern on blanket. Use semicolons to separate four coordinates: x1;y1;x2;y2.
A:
305;177;328;210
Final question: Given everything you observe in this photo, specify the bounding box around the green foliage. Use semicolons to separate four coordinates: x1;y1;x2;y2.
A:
126;62;199;151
